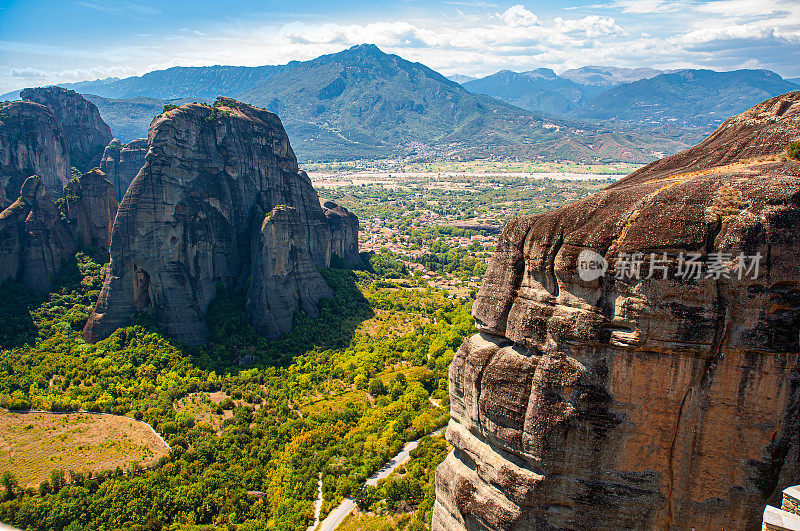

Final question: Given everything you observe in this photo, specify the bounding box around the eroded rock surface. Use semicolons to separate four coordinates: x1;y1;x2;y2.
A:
83;98;336;345
100;138;147;201
249;205;333;339
0;176;76;293
0;100;69;208
21;86;113;171
321;199;360;266
434;92;800;530
64;168;118;253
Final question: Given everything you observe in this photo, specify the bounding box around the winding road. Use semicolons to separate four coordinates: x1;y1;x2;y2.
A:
316;427;446;531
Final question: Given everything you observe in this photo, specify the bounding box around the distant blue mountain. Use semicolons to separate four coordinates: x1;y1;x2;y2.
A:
61;64;282;100
463;68;598;115
577;69;799;131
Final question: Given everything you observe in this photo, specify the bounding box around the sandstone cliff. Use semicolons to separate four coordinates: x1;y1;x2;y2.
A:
321;199;360;266
83;98;334;345
434;92;800;530
64;168;118;253
0;100;69;208
99;138;147;201
0;176;76;293
21;86;112;171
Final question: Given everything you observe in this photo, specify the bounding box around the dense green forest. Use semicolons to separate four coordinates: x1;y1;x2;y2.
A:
0;251;473;530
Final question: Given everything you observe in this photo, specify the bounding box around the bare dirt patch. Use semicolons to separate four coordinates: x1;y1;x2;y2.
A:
0;410;169;488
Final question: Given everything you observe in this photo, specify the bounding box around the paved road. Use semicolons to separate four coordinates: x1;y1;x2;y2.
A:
316;428;445;531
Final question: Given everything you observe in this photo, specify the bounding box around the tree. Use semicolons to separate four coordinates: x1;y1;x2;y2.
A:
368;378;387;397
788;141;800;161
2;471;17;500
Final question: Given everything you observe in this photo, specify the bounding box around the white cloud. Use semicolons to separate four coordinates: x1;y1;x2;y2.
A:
497;5;539;27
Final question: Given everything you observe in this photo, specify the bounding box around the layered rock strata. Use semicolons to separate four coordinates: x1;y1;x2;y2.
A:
321;199;360;266
83;98;337;345
0;100;69;208
64;168;118;252
434;92;800;530
21;86;112;171
0;176;76;293
99;138;147;201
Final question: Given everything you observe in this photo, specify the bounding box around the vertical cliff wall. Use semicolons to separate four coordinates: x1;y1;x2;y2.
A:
21;86;113;171
321;199;360;266
0;176;77;293
64;168;118;253
434;92;800;530
100;138;147;202
83;98;335;345
0;100;69;208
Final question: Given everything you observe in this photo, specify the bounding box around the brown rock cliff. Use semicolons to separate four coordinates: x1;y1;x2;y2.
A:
434;92;800;530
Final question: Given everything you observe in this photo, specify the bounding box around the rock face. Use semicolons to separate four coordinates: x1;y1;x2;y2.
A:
0;100;70;208
21;86;113;171
64;168;118;252
83;98;337;345
321;199;360;266
100;138;147;201
434;92;800;530
0;176;77;293
248;205;334;339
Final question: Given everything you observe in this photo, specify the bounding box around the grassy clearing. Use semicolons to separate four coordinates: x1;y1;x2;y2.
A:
339;510;416;531
0;410;169;488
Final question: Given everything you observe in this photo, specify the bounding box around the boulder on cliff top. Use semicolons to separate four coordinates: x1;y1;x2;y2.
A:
83;97;334;345
434;92;800;530
0;100;70;208
0;175;77;294
21;86;112;171
99;138;147;202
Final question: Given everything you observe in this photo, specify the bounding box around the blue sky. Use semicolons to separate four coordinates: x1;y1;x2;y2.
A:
0;0;798;92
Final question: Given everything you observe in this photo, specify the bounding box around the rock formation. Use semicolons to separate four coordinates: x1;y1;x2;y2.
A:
21;86;112;171
0;176;76;293
434;92;800;530
83;98;337;345
0;100;70;208
99;138;147;201
248;205;334;339
64;168;118;253
321;199;360;266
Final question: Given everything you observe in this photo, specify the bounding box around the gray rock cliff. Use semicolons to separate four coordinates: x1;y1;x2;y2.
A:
0;100;69;208
99;138;147;201
21;86;112;171
83;97;336;345
321;199;360;266
64;168;118;253
0;176;76;293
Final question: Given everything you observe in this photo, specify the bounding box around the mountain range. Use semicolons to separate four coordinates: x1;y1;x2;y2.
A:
2;45;795;162
2;45;682;163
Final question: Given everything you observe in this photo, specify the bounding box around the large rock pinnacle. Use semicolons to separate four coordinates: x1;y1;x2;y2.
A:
83;98;345;345
21;86;113;171
433;92;800;530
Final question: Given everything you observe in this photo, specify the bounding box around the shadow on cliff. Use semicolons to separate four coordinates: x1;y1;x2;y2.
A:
188;267;374;373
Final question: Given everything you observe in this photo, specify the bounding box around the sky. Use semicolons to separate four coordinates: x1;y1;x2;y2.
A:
0;0;798;93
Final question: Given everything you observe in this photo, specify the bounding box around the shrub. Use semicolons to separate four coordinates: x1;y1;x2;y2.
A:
788;141;800;161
